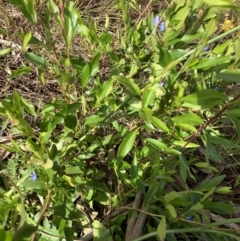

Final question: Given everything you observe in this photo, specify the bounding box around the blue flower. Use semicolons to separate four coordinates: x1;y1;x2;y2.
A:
31;171;37;181
153;15;160;27
203;46;210;51
187;216;194;221
160;22;166;32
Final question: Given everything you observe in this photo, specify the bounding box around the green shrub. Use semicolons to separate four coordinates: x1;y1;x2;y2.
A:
1;0;240;240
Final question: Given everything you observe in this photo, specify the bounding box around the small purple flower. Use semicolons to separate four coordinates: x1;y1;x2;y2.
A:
159;82;164;87
160;22;166;32
203;46;210;51
31;171;37;181
153;15;160;27
187;216;194;221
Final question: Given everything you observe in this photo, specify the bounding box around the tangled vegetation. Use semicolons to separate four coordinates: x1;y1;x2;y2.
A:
1;0;240;240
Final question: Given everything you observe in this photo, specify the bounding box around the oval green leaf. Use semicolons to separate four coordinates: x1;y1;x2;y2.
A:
25;52;48;65
117;128;139;159
157;216;166;241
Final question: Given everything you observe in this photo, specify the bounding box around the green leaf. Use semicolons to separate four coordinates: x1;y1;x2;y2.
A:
117;128;139;159
228;115;240;138
173;141;199;148
157;216;166;241
146;138;181;155
209;135;240;149
12;222;37;241
142;87;155;108
0;48;11;57
113;75;141;96
203;0;239;8
172;113;203;126
64;166;84;175
90;52;100;77
144;183;159;205
23;31;32;52
166;204;177;219
64;226;74;241
180;155;188;182
0;227;12;241
139;108;152;124
203;201;234;214
64;115;77;130
52;204;83;220
84;115;103;127
60;73;75;86
21;180;46;190
81;64;91;88
181;89;227;110
194;162;218;172
213;39;231;54
93;220;111;241
21;96;37;116
130;152;138;180
215;186;232;194
195;175;226;191
25;52;48;65
217;69;240;83
97;79;113;101
13;89;23;117
11;66;32;79
190;56;231;70
151;116;170;133
87;180;110;193
64;1;78;44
